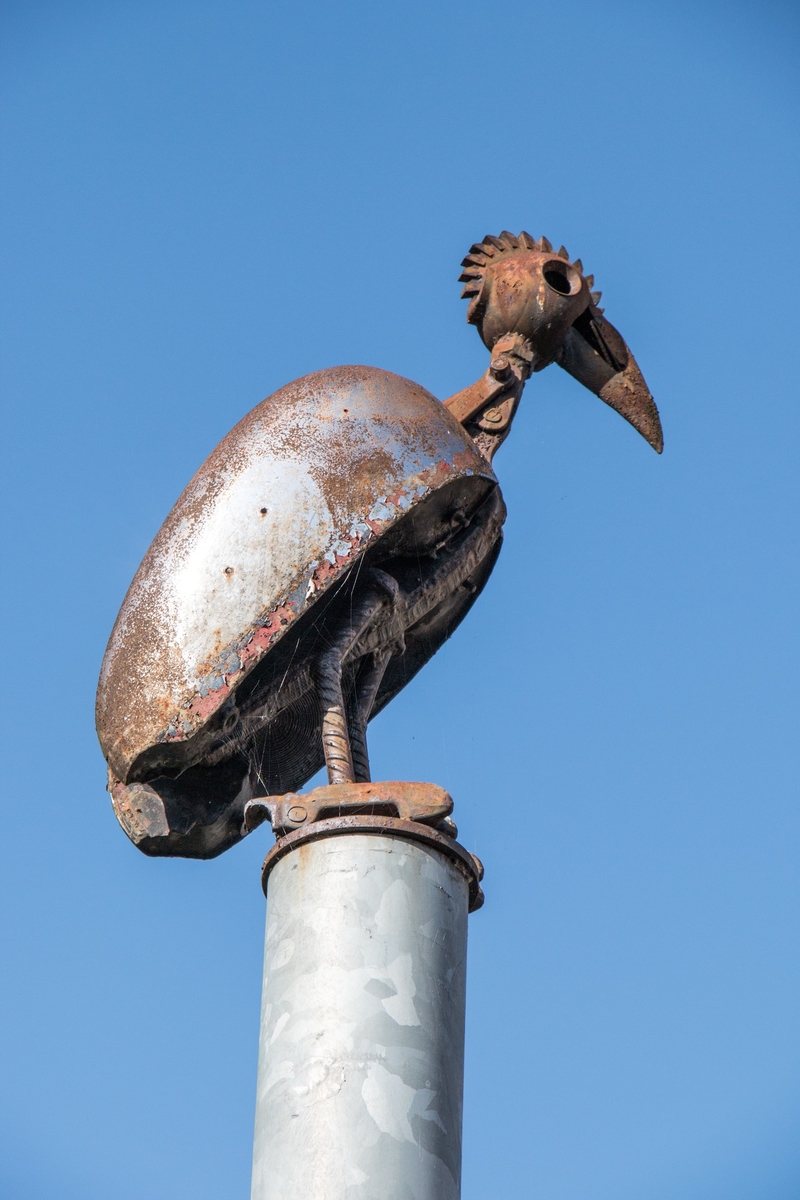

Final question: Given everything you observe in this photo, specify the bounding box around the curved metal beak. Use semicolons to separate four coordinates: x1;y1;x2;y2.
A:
556;307;663;453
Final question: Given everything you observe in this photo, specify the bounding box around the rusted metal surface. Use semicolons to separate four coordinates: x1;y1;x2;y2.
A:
98;365;501;857
348;647;392;783
97;229;662;861
244;780;454;837
313;569;400;785
261;814;484;914
449;230;663;455
444;332;534;461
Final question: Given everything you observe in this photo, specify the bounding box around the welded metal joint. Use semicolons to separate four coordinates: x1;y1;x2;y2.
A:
444;332;534;460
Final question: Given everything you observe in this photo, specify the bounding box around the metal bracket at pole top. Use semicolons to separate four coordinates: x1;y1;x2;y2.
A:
248;781;485;913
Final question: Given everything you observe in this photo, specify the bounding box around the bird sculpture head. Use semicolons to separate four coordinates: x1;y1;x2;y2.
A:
96;229;662;861
457;230;663;453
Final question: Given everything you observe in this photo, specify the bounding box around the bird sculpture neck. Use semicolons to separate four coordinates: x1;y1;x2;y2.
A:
443;331;534;461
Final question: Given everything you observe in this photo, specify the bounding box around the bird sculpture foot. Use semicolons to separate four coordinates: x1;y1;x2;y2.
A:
243;780;455;838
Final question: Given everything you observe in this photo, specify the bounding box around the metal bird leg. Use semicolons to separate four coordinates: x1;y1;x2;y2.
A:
315;648;356;785
348;648;393;783
314;570;400;786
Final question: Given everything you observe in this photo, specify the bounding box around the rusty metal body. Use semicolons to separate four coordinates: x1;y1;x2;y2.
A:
98;366;502;858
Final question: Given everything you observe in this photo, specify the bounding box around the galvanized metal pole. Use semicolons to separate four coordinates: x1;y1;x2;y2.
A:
250;821;482;1200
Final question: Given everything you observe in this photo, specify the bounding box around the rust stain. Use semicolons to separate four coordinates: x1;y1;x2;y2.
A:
155;452;484;745
97;363;497;792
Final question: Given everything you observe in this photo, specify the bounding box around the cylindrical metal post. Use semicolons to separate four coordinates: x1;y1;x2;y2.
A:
251;824;478;1200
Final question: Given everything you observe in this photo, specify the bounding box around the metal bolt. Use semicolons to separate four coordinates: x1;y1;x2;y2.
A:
287;805;307;824
482;407;503;424
490;354;511;381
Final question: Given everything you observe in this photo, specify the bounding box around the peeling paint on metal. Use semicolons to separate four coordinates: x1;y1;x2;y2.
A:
97;366;495;783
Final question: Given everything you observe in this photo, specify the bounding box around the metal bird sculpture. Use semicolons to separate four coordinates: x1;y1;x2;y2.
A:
96;231;662;858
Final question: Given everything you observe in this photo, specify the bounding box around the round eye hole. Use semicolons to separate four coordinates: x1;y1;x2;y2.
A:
543;260;581;297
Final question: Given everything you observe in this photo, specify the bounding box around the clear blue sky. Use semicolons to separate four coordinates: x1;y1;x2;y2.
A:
2;2;799;1197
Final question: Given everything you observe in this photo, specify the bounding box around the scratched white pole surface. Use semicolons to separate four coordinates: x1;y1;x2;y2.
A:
250;832;470;1200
